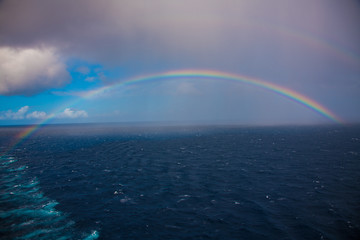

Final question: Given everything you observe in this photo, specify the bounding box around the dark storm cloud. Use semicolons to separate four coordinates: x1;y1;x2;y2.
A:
1;0;358;66
0;0;359;98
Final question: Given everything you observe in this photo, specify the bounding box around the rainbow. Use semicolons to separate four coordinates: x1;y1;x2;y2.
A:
83;69;343;123
219;21;360;69
2;69;343;156
5;123;42;154
255;22;360;68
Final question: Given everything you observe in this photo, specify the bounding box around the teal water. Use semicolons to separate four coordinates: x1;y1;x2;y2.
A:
0;154;99;240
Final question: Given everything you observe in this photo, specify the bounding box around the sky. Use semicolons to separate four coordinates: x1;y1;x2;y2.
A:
0;0;359;126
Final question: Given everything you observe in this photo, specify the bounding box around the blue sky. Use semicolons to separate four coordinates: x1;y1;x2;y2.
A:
0;0;359;126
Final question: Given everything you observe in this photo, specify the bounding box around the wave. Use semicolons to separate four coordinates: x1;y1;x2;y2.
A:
0;155;99;240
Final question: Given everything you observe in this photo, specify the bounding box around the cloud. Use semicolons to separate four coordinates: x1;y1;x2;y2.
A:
26;111;48;120
57;108;88;119
0;106;29;120
0;0;358;124
0;106;88;120
0;0;358;101
0;106;49;120
0;47;70;96
0;0;358;76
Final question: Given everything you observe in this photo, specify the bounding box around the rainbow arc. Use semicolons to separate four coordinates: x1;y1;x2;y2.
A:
3;69;343;156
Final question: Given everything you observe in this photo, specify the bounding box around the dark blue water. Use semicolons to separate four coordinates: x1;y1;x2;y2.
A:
1;124;359;239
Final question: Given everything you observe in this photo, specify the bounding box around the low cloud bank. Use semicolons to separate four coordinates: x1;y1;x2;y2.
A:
57;108;88;119
0;106;88;120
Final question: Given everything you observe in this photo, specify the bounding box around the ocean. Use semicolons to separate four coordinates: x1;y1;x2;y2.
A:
0;124;359;239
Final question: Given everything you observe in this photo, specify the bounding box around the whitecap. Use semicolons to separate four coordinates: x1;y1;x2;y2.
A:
83;230;100;240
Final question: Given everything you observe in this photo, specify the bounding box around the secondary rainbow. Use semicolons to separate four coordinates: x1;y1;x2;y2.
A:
83;69;343;123
3;69;343;156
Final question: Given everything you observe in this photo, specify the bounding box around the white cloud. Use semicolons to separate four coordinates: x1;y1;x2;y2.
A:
0;47;70;96
0;106;49;120
57;108;88;119
26;111;48;119
0;106;88;120
0;106;29;120
14;106;29;119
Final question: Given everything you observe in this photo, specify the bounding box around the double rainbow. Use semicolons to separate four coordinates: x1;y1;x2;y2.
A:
4;69;343;155
83;69;342;123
